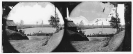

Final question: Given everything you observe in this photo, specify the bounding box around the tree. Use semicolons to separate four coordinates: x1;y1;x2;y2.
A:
20;20;24;25
49;14;60;32
78;20;84;29
109;16;121;33
79;20;84;26
49;15;59;28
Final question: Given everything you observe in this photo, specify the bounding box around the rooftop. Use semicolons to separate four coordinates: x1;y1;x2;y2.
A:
6;20;16;26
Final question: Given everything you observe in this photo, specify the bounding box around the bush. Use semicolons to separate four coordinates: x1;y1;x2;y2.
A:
9;33;29;40
70;33;89;41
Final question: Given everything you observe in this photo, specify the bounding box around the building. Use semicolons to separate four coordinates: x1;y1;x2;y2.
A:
6;20;17;31
67;20;77;32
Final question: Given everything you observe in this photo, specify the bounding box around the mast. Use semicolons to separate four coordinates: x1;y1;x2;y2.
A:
102;21;103;34
66;7;69;18
55;5;56;18
42;20;43;27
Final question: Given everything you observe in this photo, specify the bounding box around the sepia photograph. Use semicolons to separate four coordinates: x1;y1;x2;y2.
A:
2;1;131;53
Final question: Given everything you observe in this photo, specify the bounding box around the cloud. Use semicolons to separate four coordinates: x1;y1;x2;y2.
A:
8;2;64;25
69;16;89;25
70;1;114;21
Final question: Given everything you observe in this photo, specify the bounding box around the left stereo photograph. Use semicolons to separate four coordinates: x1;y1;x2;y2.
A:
2;2;65;53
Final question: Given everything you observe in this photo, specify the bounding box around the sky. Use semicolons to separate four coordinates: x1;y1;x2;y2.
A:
70;2;114;21
117;4;125;25
8;2;64;25
7;2;125;25
69;2;125;25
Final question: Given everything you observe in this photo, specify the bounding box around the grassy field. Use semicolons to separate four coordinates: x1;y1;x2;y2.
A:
9;30;64;53
8;29;124;52
9;39;49;53
71;30;125;52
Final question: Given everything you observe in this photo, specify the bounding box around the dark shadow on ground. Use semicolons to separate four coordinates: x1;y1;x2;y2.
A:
52;29;78;52
2;18;19;53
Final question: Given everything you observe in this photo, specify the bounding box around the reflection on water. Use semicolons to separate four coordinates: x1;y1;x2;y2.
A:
21;27;56;34
82;28;117;35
